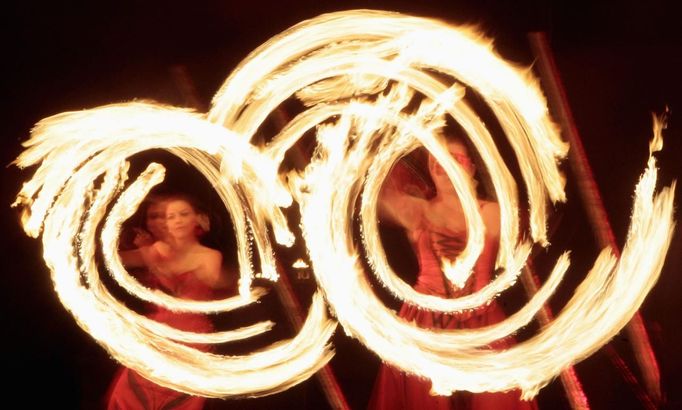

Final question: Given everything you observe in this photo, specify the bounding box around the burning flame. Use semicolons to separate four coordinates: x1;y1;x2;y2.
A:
14;9;675;399
13;103;336;398
293;259;310;269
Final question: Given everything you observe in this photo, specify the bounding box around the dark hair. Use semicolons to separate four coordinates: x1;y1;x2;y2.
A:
162;192;207;215
118;193;169;250
131;189;236;264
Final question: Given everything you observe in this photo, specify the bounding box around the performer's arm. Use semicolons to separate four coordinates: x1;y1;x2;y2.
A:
378;167;427;231
473;201;500;291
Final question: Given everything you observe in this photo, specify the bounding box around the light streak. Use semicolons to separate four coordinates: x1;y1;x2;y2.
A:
293;259;310;269
14;9;675;399
13;103;335;397
208;9;674;398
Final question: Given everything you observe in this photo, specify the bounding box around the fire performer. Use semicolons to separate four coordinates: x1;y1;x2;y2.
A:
369;134;536;410
106;193;225;410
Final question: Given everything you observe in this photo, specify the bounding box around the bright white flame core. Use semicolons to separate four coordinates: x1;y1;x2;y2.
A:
14;103;335;397
14;9;675;399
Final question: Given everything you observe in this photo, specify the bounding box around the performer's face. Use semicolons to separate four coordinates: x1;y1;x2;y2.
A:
165;199;200;239
429;140;476;181
145;201;169;240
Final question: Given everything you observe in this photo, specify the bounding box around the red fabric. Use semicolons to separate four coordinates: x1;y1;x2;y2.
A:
106;368;205;410
106;272;216;410
368;228;536;410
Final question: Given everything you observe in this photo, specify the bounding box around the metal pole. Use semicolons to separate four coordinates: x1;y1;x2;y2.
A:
274;265;351;410
169;69;351;409
520;262;590;409
527;32;662;405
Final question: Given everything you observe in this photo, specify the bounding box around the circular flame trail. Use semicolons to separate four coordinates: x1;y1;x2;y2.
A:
13;104;335;398
14;9;676;399
209;10;675;397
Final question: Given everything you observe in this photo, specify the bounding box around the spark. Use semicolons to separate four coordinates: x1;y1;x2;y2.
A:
293;259;310;269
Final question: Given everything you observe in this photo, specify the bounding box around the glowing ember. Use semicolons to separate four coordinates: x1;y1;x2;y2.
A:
14;9;675;399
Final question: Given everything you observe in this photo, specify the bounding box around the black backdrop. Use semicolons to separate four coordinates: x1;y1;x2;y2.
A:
3;1;681;409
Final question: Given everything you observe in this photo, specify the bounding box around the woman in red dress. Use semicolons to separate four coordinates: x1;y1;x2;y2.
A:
368;137;536;410
106;194;225;410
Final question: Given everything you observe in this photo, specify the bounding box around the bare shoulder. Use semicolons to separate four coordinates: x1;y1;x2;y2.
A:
479;200;500;238
192;246;223;287
150;240;171;257
197;246;222;263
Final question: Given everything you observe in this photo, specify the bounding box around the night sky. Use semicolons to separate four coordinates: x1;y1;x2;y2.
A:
3;1;681;409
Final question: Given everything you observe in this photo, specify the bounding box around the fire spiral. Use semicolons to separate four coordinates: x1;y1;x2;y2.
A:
13;103;336;397
14;9;675;399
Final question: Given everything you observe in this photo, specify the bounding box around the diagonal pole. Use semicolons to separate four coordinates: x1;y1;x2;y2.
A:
274;264;351;410
170;66;351;410
520;261;590;409
527;32;662;408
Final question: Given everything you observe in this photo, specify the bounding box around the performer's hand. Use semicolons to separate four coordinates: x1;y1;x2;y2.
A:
132;228;154;248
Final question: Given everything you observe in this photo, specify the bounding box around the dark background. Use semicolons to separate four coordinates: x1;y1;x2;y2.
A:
3;1;681;409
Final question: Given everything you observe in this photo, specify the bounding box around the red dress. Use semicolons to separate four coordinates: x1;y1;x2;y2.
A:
106;271;215;410
368;226;537;410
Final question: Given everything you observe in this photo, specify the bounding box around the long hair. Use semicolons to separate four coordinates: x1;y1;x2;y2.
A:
119;192;169;250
